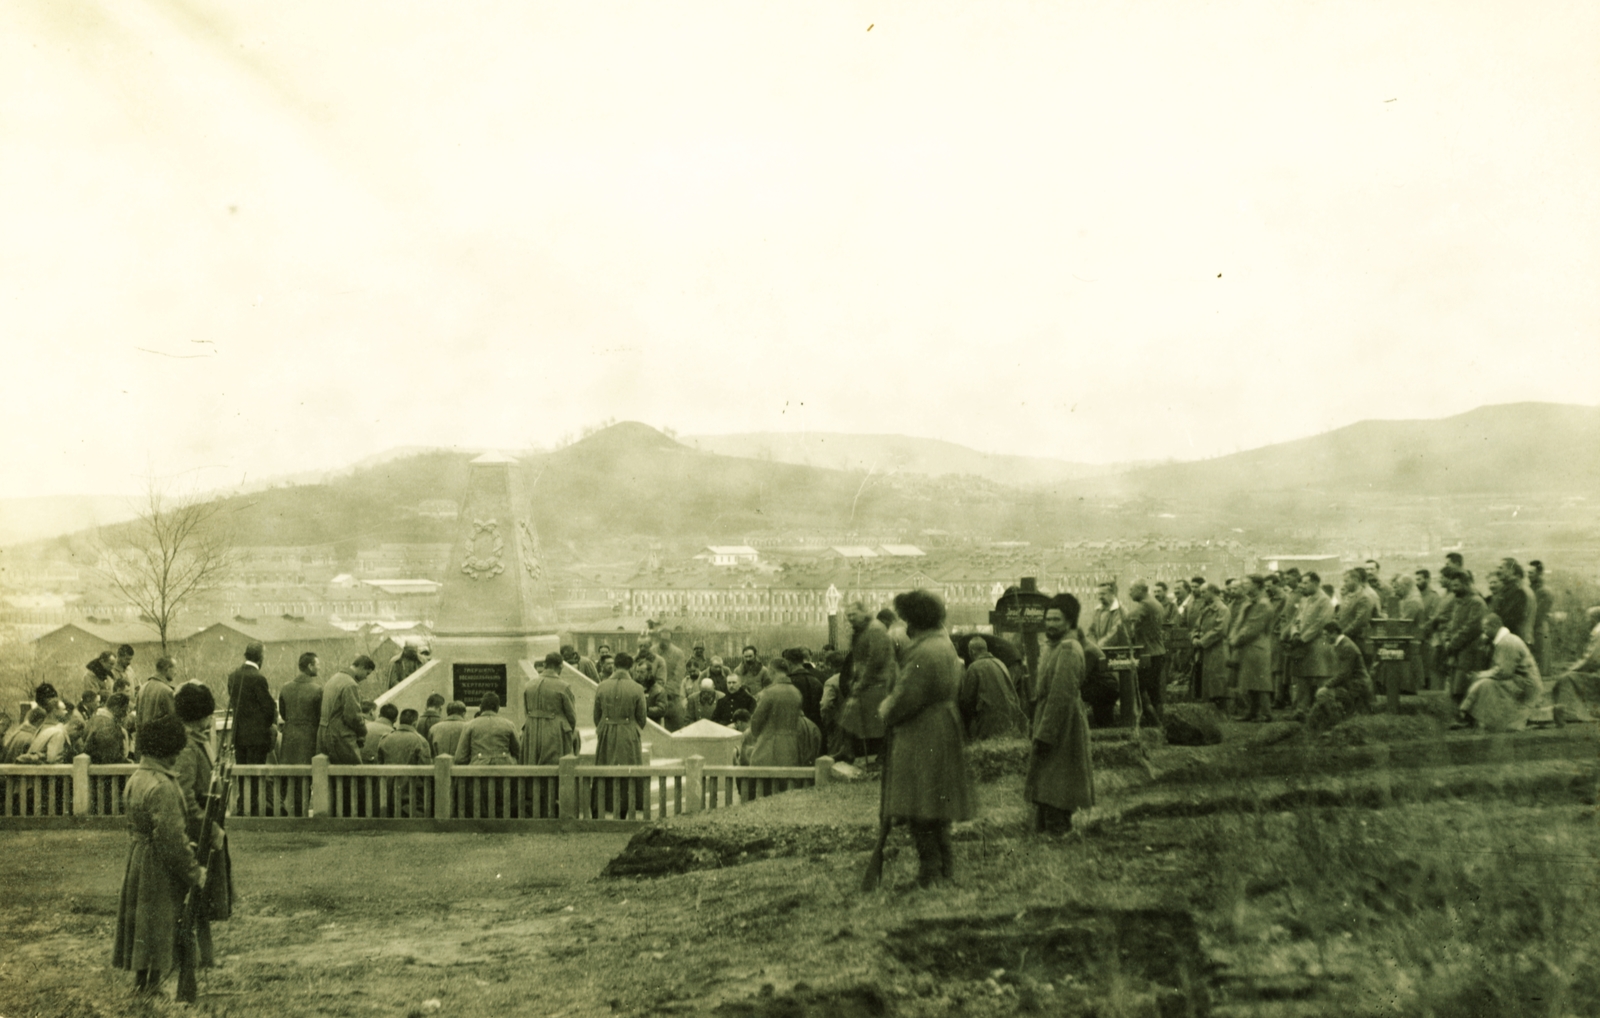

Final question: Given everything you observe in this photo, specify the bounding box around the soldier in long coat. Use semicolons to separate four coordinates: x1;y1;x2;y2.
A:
1289;573;1336;710
1229;576;1276;721
842;603;894;759
1025;594;1094;835
317;657;374;765
747;658;805;766
957;637;1027;742
171;684;233;968
113;713;204;996
880;590;975;886
1338;571;1378;670
523;653;578;765
277;653;324;766
592;655;648;818
1190;585;1232;705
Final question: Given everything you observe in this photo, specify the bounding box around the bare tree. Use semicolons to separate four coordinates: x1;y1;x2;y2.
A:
99;484;237;653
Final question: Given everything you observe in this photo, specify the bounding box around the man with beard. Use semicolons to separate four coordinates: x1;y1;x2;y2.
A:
716;669;756;726
735;646;764;689
1026;594;1094;835
842;602;893;763
1440;567;1489;705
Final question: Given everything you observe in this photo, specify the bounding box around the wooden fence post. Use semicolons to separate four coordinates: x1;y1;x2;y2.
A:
433;755;453;820
684;755;704;814
72;755;91;816
310;754;330;817
814;755;834;789
559;754;578;820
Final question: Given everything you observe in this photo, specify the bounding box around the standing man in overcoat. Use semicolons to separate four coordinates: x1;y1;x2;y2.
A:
523;652;578;765
593;653;648;818
277;652;323;766
1191;584;1232;708
317;655;374;765
226;642;277;765
879;589;974;886
1229;575;1275;722
842;601;893;763
1025;594;1094;835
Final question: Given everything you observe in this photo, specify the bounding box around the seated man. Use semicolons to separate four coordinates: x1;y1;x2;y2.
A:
1455;612;1546;733
1546;606;1600;723
1306;622;1373;731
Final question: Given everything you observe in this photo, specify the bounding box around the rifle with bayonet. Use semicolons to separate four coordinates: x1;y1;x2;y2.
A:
177;697;235;1004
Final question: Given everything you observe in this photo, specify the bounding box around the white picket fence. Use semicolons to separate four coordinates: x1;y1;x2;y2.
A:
0;753;834;826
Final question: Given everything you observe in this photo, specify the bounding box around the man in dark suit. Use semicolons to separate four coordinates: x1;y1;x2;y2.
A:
227;641;278;764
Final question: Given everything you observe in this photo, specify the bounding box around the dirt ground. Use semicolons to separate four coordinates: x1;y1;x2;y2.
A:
4;713;1599;1018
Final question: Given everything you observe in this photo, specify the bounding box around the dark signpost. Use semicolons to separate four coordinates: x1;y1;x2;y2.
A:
452;662;508;708
1371;617;1416;712
989;577;1054;686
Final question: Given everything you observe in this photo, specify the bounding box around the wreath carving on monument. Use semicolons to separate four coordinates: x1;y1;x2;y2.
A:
460;518;505;580
518;519;543;580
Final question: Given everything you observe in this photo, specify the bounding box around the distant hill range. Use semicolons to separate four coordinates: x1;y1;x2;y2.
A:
684;431;1134;488
6;403;1597;553
1083;402;1600;499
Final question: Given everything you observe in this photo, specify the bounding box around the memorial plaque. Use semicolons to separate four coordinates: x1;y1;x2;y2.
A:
452;662;508;707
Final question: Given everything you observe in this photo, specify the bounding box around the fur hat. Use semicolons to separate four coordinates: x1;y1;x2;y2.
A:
174;682;217;723
137;713;188;758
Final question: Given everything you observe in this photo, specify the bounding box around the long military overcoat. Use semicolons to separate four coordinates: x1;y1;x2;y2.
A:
1192;599;1232;698
522;672;578;765
113;758;202;975
958;654;1027;742
1023;633;1095;812
842;620;894;741
316;672;367;765
881;628;975;822
1229;593;1275;693
748;677;804;766
592;671;647;766
277;675;323;765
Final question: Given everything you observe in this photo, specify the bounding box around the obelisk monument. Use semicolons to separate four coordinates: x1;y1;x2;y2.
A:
426;452;560;726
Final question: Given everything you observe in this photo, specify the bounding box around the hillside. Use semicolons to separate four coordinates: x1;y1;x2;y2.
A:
1085;403;1600;499
683;431;1129;488
0;495;141;547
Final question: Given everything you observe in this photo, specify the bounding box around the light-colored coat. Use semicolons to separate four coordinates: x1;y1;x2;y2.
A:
317;671;367;765
1024;633;1095;812
453;712;520;765
881;629;976;822
747;678;804;766
1192;599;1232;698
522;671;579;764
843;620;895;741
1229;593;1275;693
592;671;647;766
1292;590;1337;677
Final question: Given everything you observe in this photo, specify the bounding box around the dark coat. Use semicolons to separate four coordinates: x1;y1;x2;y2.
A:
226;663;277;749
429;716;468;758
881;629;975;822
173;725;233;923
113;758;202;974
1292;590;1337;677
1024;633;1095;812
593;671;647;766
843;620;894;740
1443;592;1490;671
1326;635;1373;710
748;678;805;766
789;667;825;730
276;675;323;766
958;654;1027;742
522;671;578;764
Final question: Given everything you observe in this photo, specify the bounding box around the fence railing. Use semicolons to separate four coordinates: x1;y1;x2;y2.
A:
0;753;836;824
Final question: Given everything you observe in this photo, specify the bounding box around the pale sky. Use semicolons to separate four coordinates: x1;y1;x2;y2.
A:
2;0;1596;499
